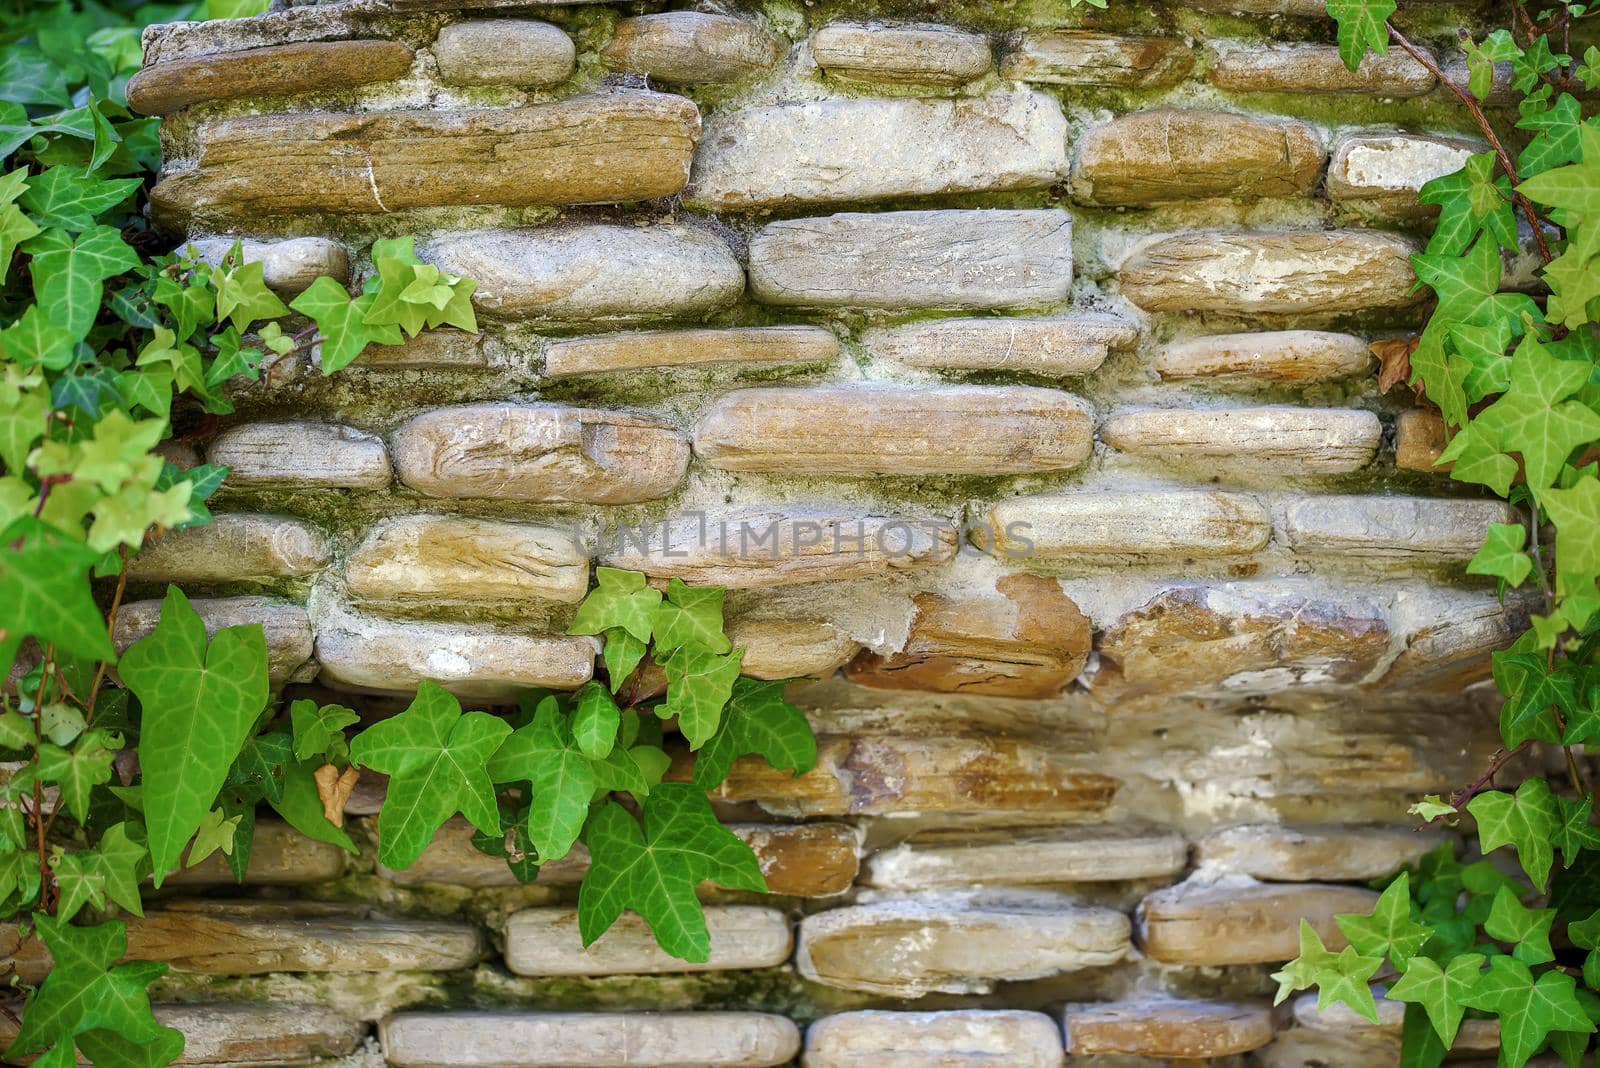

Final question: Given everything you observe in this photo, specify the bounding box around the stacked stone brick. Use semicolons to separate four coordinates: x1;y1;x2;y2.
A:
22;0;1534;1063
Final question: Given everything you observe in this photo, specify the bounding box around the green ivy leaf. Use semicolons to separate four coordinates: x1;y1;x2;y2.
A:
487;696;594;862
17;168;139;231
1467;522;1534;586
1485;884;1557;964
1460;955;1593;1067
1494;650;1576;745
1473;335;1600;490
226;730;292;805
600;629;647;694
35;729;116;824
1537;472;1600;603
1468;777;1560;889
1335;871;1432;968
5;914;168;1057
25;225;140;338
288;277;396;375
693;677;816;789
185;807;239;867
569;567;662;645
267;759;357;855
1388;952;1485;1048
661;646;742;750
290;699;360;764
0;517;117;682
213;255;290;332
571;682;620;760
1552;794;1600;865
1325;0;1395;70
90;822;147;916
651;579;731;655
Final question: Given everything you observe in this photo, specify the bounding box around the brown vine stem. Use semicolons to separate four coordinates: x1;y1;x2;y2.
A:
1452;741;1533;808
28;647;54;913
84;544;130;723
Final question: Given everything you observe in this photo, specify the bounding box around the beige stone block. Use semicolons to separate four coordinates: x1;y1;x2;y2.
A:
126;514;330;583
861;315;1137;375
1384;590;1535;690
1196;824;1442;881
863;823;1187;889
1156;330;1374;387
504;906;791;976
804;1010;1064;1067
748;209;1072;310
811;22;992;86
1065;999;1276;1057
433;20;574;86
184;236;349;297
115;596;313;685
354;328;490;370
1191;0;1328;12
797;900;1130;996
161;820;347;887
207;422;390;490
1281;494;1517;560
1396;408;1447;473
1137;878;1379;964
986;490;1271;560
1101;406;1382;475
391;403;689;504
1119;229;1420;316
1208;41;1437;96
730;618;860;680
1001;30;1194;86
127;39;414;114
688;92;1064;209
143;6;394;65
1328;131;1483;216
603;12;783;83
694;385;1093;476
345;515;589;607
543;326;838;377
150;1002;365;1065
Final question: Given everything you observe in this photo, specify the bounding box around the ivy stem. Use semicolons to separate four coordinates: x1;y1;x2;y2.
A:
84;545;130;723
28;648;53;914
1452;741;1533;808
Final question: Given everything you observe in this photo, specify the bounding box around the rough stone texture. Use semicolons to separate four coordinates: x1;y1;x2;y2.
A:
391;403;689;503
206;422;390;490
152;93;701;225
1100;406;1382;474
1073;110;1325;205
694;385;1093;475
811;22;992;86
1119;230;1421;316
153;1003;363;1064
185;236;349;296
1384;590;1535;690
984;490;1272;559
863;824;1187;889
1064;999;1276;1057
163;820;347;887
356;328;489;370
602;12;783;83
804;1010;1064;1067
543;326;838;377
747;209;1072;310
125;513;329;583
1001;31;1194;86
729;618;861;679
114;596;313;685
1191;0;1328;11
1281;494;1518;560
1208;41;1437;96
1397;408;1448;472
128;39;414;114
844;574;1092;698
1137;878;1380;964
344;514;589;606
505;906;791;976
381;1012;800;1067
861;315;1138;375
797;900;1130;996
1156;330;1374;387
433;20;575;86
1195;823;1443;881
1328;131;1483;216
426;224;742;321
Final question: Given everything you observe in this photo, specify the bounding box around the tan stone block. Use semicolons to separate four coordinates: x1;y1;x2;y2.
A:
845;574;1090;698
505;906;790;976
1101;406;1381;474
1196;824;1442;881
1208;41;1437;96
151;1003;365;1065
603;12;783;83
433;20;574;86
694;385;1093;476
207;422;390;490
1137;878;1379;964
1065;999;1275;1057
345;515;589;607
804;1010;1064;1067
161;820;347;887
985;490;1272;560
185;236;350;297
354;328;490;369
1155;331;1374;386
391;403;689;504
730;618;860;680
143;6;394;66
1074;110;1325;205
811;22;992;86
1328;131;1483;216
798;899;1130;996
1001;31;1195;86
863;823;1187;889
860;315;1137;375
127;39;414;114
126;514;330;583
115;597;313;685
1396;408;1448;472
543;326;838;377
1383;590;1536;690
1281;494;1517;560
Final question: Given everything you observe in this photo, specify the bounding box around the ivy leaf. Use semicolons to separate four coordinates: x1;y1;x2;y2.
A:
225;730;292;805
1537;472;1600;603
90;822;147;916
1388;952;1485;1048
1552;794;1600;865
571;682;620;760
35;729;116;824
267;759;358;855
17;168;139;231
51;850;106;921
290;700;360;764
1468;777;1560;889
76;1028;186;1068
289;277;394;375
5;914;168;1057
1335;871;1432;968
1494;650;1576;745
0;203;42;285
693;677;817;789
213;256;289;332
1325;0;1395;70
1473;335;1600;490
651;579;731;655
1467;522;1533;586
1485;884;1557;964
1409;795;1458;822
185;807;239;867
1421;153;1517;257
600;629;647;694
661;646;742;750
1519;122;1600;214
486;696;594;862
1437;423;1519;496
1271;918;1339;1005
1460;955;1594;1067
1517;93;1585;177
0;517;117;682
2;304;79;370
569;567;662;645
25;225;140;338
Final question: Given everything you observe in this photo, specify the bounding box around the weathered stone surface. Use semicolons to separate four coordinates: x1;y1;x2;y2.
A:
128;39;414;114
345;515;589;606
687;92;1067;209
845;574;1091;697
602;12;782;83
115;596;313;685
355;328;490;369
1292;990;1499;1050
152;93;701;225
863;823;1187;889
1384;590;1535;690
433;20;574;86
185;236;349;297
207;422;390;490
380;1012;801;1068
804;1010;1064;1067
730;618;860;679
1001;30;1194;86
126;514;330;583
1190;0;1328;12
426;225;742;321
797;900;1130;995
505;906;790;975
143;7;396;66
1119;230;1420;316
601;508;958;588
1102;406;1382;474
985;490;1272;559
694;385;1093;475
391;403;690;504
1137;878;1379;964
1328;131;1482;216
1281;494;1517;560
543;326;838;377
1065;999;1275;1057
1074;109;1325;205
1396;408;1447;472
748;209;1072;310
1156;330;1374;386
1196;823;1442;881
162;820;347;887
149;1003;364;1065
861;315;1137;375
811;22;992;85
1208;41;1436;96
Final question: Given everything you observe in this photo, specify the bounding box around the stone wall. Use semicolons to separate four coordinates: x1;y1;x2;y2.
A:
66;0;1550;1063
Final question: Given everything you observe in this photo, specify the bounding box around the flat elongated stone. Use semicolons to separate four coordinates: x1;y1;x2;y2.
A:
1196;824;1442;881
804;1010;1064;1067
1191;0;1328;12
355;328;490;369
1208;41;1436;96
1156;330;1373;386
345;515;589;606
1137;879;1379;964
391;403;689;504
543;326;838;377
128;39;414;114
1384;590;1535;690
603;12;783;83
1396;408;1447;472
694;385;1093;475
115;596;313;685
861;315;1137;375
811;22;992;85
143;7;396;65
1120;230;1420;316
1001;31;1194;86
1328;131;1482;216
748;209;1072;310
1074;110;1325;205
1282;494;1517;559
731;618;860;679
505;906;790;975
380;1012;800;1068
149;1003;364;1064
185;236;349;296
985;490;1272;559
1065;999;1275;1057
207;422;390;489
163;820;347;887
126;514;330;583
863;824;1187;889
433;20;574;86
798;900;1130;996
688;92;1066;209
1101;406;1382;474
152;93;701;225
426;225;742;321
